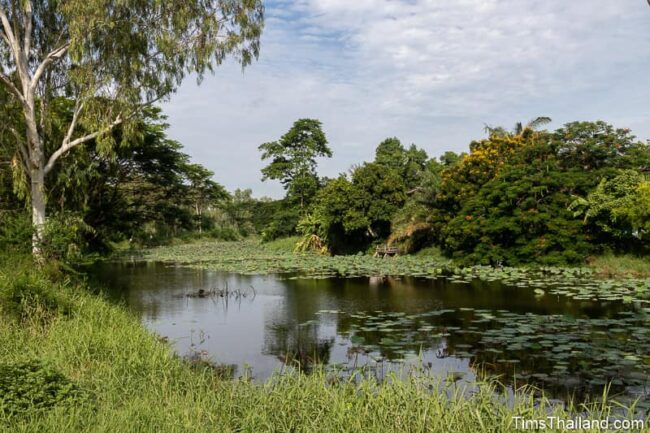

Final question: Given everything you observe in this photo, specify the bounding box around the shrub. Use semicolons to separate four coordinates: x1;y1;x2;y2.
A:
0;211;31;254
0;361;90;417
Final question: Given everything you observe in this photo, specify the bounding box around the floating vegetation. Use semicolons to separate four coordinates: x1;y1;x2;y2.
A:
141;240;650;304
310;307;650;404
134;240;650;403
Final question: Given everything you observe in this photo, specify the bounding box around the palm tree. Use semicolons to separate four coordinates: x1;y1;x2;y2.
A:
484;117;552;138
513;117;552;135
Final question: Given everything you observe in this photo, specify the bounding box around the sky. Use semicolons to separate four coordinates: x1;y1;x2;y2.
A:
162;0;650;198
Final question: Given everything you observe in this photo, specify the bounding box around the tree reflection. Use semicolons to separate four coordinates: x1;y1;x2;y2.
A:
263;323;334;373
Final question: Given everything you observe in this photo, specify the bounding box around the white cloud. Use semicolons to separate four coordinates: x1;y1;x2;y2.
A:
163;0;650;197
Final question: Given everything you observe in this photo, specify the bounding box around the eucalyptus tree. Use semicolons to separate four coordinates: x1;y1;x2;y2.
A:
0;0;264;258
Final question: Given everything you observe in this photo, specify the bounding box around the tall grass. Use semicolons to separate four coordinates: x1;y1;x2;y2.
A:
589;254;650;278
263;236;302;252
1;255;647;432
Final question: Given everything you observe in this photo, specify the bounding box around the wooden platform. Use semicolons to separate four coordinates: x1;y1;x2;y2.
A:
374;245;399;258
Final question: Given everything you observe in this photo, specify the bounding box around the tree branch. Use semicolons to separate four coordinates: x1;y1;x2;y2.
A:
23;0;32;57
0;7;17;51
0;4;29;88
30;42;69;90
0;72;25;104
44;114;123;175
44;94;165;176
63;99;85;145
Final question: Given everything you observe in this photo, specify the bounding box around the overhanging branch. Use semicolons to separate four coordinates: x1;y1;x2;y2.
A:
43;95;165;176
44;114;123;175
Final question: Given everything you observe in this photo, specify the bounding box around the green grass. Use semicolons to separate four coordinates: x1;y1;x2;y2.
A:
589;254;650;278
2;255;647;432
263;236;303;252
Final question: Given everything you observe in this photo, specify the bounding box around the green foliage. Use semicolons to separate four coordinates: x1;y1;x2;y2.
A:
257;119;333;239
41;212;95;266
588;254;650;278
570;170;649;248
0;264;72;322
375;138;428;189
405;121;650;265
0;211;31;254
207;226;241;242
184;163;228;233
259;119;332;209
442;155;591;265
294;214;329;254
1;105;236;251
214;188;258;237
0;361;89;417
1;0;264;260
630;181;650;238
552;121;642;171
260;203;302;242
297;138;418;254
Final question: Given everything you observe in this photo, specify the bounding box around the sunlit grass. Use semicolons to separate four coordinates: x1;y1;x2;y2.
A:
263;236;302;252
589;254;650;278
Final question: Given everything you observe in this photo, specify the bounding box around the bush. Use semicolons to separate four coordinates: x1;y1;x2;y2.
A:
0;268;73;323
41;212;96;266
0;361;90;417
0;211;31;254
208;226;240;241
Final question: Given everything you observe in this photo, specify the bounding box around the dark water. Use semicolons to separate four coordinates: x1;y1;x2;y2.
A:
88;261;650;405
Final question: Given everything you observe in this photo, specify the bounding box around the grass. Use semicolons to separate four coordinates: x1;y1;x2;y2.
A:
2;254;647;432
589;254;650;278
263;236;303;252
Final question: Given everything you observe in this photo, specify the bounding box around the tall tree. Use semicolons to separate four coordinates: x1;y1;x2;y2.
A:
259;118;332;210
185;163;227;233
0;0;264;258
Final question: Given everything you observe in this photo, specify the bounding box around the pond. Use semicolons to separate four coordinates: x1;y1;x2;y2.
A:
89;261;650;407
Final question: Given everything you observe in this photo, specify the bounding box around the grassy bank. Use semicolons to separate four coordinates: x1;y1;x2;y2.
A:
1;255;646;432
589;254;650;278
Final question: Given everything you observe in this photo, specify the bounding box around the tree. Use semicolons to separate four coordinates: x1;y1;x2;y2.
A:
185;163;227;233
426;121;648;264
374;137;428;189
0;0;264;258
441;144;592;265
14;106;228;251
300;162;407;254
259;119;332;211
570;170;650;248
217;188;258;236
484;116;551;138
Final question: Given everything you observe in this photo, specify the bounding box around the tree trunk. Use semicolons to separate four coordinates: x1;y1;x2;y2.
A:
31;166;46;258
25;100;46;261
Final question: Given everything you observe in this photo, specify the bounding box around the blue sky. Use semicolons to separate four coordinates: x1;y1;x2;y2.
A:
163;0;650;198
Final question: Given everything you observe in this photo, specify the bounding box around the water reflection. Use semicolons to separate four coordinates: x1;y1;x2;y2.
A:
88;261;648;405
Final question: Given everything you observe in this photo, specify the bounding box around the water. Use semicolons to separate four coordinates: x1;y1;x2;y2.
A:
88;261;650;405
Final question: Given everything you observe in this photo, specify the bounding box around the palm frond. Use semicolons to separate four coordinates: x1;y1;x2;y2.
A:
526;116;552;131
